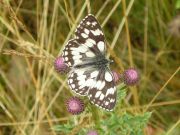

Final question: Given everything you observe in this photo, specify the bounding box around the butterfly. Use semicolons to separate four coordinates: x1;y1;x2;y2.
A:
62;14;116;111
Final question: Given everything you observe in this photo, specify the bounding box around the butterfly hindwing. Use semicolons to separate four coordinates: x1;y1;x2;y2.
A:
88;69;116;111
75;14;106;55
68;68;99;96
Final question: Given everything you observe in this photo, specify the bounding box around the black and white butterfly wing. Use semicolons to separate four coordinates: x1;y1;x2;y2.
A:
68;68;99;96
88;69;116;111
75;14;106;55
62;39;95;67
62;14;104;67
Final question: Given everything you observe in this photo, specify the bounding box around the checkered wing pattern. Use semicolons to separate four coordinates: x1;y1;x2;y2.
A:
88;69;116;111
62;14;116;111
75;14;106;55
62;39;95;67
68;68;98;96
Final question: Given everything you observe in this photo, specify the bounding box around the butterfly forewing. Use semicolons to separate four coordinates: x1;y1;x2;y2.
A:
75;14;106;55
62;39;96;67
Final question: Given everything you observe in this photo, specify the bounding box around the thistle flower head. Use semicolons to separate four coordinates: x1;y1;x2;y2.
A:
123;68;139;86
112;71;122;84
66;97;84;115
87;130;98;135
54;56;69;73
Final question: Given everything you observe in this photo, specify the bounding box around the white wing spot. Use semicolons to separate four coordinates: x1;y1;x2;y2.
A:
95;91;101;98
84;28;90;34
78;46;88;53
90;70;99;78
64;51;68;55
86;79;96;87
99;81;105;90
86;51;95;57
110;99;115;103
91;29;102;36
100;94;105;100
97;41;105;52
78;78;86;86
69;79;73;83
106;88;115;96
65;57;68;61
86;21;90;25
105;72;113;82
92;22;97;26
73;55;82;60
71;84;75;89
81;33;88;38
74;59;82;65
95;81;102;89
84;40;93;47
70;47;77;51
71;51;80;55
87;38;96;44
76;70;84;76
77;75;86;81
84;38;96;47
105;101;109;105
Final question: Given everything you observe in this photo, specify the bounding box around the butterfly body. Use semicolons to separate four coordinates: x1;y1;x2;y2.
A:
62;14;116;111
75;55;109;69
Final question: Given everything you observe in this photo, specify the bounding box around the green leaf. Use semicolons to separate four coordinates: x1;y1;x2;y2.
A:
117;83;127;101
100;112;152;135
52;123;73;133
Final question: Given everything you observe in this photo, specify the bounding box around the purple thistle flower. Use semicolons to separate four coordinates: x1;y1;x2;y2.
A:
123;68;139;86
87;130;98;135
54;56;69;73
66;97;84;115
112;71;122;84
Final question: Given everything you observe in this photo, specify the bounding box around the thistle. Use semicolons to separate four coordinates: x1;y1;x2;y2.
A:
87;130;98;135
66;97;84;115
112;71;122;84
123;68;139;86
54;56;69;73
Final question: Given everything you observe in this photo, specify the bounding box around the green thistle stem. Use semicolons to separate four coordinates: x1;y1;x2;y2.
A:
90;105;101;128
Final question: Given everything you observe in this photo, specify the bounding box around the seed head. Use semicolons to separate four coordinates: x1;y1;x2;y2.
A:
54;56;69;73
66;97;84;115
123;68;139;86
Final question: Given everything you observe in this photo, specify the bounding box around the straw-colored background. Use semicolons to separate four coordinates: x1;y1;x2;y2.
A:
0;0;179;134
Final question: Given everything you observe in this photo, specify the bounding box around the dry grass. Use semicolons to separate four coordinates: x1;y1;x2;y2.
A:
0;0;179;135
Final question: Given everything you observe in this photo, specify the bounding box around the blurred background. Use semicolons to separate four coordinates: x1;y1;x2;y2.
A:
0;0;179;135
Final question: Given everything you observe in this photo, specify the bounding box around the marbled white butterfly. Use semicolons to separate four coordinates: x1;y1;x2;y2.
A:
62;14;116;111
